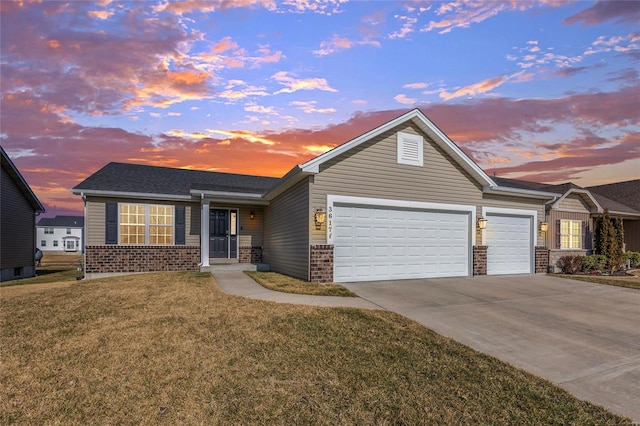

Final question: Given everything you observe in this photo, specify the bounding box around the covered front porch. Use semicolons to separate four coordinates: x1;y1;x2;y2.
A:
195;189;269;270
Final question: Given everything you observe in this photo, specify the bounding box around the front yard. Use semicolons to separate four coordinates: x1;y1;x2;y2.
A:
554;269;640;290
0;272;630;424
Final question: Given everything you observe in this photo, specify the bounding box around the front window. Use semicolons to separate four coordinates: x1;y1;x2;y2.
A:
41;240;46;247
44;227;53;234
119;203;174;245
53;240;58;247
561;220;582;249
66;228;71;235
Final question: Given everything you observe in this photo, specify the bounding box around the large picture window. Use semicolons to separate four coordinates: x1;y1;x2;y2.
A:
560;220;581;249
119;203;173;245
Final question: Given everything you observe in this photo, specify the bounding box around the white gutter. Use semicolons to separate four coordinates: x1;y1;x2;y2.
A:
484;185;560;200
71;189;192;201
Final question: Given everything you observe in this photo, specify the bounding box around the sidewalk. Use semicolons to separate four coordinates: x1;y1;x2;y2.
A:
212;270;381;310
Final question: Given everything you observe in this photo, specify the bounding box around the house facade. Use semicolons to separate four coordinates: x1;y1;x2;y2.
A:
74;110;559;282
36;215;84;253
1;146;46;282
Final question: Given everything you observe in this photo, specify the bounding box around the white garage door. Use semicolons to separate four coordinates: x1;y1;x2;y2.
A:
486;214;532;275
333;205;470;283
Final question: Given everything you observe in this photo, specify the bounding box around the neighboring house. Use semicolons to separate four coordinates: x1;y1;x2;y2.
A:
36;215;84;253
73;109;566;282
1;146;46;282
495;178;640;266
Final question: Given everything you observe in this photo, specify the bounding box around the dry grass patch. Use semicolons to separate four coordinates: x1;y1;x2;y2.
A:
246;271;355;297
1;255;83;288
554;270;640;290
1;272;631;425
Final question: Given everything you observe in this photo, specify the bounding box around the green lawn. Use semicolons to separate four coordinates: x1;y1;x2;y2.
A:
0;272;630;424
246;271;355;296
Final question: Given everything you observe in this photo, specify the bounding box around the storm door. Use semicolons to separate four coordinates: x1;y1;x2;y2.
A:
209;209;238;259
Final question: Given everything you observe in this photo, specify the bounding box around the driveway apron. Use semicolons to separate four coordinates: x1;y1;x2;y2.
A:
342;274;640;422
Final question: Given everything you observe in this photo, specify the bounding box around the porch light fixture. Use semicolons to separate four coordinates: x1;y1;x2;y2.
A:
477;217;488;230
250;211;255;220
539;221;549;232
314;209;326;226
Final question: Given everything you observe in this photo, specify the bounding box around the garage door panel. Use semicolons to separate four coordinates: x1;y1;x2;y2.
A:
334;205;470;283
486;214;532;275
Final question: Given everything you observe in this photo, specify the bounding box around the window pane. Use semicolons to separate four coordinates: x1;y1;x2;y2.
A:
230;212;237;236
561;220;569;234
561;235;569;249
148;205;173;245
572;235;580;248
571;221;581;235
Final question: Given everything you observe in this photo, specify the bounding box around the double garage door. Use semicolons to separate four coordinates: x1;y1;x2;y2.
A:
333;205;470;282
332;203;533;283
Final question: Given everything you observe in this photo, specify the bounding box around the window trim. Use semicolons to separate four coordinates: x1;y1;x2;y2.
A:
560;219;582;249
117;203;175;246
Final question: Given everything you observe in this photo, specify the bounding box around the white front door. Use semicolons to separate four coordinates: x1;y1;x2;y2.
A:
65;240;76;251
486;214;532;275
333;205;470;283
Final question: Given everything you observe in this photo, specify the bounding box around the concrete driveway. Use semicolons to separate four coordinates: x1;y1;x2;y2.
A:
342;274;640;421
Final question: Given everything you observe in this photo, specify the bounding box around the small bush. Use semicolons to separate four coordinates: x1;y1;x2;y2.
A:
582;254;607;273
624;251;640;268
557;255;583;274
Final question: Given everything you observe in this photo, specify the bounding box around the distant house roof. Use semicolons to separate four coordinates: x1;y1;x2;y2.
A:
492;177;552;191
1;145;45;213
72;162;280;198
587;179;640;212
37;215;84;228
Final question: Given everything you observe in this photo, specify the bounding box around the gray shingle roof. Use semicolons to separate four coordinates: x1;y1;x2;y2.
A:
37;215;84;227
587;179;640;212
72;162;280;197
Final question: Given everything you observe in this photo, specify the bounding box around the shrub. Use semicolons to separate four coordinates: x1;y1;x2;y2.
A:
582;254;607;273
557;255;583;274
624;251;640;268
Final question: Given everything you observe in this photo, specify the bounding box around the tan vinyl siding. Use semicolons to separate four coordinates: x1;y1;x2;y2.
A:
237;207;263;247
264;178;309;280
623;220;640;251
557;194;590;212
548;210;591;249
310;123;484;244
1;166;37;277
85;196;200;245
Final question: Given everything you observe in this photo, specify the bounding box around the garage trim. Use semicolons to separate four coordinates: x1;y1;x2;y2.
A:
481;206;537;274
327;195;477;246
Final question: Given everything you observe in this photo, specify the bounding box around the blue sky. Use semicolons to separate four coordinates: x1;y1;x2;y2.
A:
1;0;639;216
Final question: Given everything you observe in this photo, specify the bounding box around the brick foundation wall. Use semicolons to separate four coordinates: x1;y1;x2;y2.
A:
238;246;263;263
85;246;200;274
473;245;488;276
535;246;550;273
310;244;334;283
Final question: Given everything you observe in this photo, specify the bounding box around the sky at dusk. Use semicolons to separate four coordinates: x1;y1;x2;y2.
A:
1;0;639;218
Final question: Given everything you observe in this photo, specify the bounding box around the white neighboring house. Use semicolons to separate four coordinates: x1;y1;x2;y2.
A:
36;215;84;253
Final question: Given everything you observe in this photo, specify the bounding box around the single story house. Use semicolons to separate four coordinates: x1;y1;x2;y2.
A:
36;215;85;253
73;109;566;282
494;178;640;267
1;145;46;282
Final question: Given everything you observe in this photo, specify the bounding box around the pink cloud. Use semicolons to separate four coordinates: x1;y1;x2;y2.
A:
564;1;640;26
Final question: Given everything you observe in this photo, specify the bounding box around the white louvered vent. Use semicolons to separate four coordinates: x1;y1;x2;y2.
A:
397;132;424;166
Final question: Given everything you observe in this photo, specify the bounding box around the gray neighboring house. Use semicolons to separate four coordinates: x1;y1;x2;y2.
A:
36;215;85;253
1;146;46;282
73;109;559;282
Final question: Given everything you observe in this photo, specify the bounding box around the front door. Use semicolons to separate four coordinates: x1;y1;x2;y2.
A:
210;209;228;258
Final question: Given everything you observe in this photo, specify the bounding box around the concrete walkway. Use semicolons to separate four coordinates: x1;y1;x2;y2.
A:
212;270;381;309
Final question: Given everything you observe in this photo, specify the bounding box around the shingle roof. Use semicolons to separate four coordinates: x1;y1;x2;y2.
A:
37;215;84;227
589;192;640;215
587;179;640;212
492;177;552;191
1;146;45;212
72;162;280;197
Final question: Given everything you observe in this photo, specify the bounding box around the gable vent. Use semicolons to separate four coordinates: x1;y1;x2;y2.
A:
397;131;424;166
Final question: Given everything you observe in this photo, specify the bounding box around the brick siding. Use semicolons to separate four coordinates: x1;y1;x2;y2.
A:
310;244;334;283
535;246;550;273
85;246;200;274
473;245;488;276
238;246;263;263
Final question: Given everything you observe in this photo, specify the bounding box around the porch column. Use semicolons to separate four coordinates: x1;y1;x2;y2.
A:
201;200;210;267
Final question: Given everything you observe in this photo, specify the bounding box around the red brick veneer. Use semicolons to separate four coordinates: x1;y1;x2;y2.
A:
310;244;334;283
85;246;200;274
473;245;488;276
535;246;550;273
239;246;263;263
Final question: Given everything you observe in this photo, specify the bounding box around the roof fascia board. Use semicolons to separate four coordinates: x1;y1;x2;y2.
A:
484;185;559;200
189;189;264;199
72;189;192;201
299;109;497;188
551;188;602;213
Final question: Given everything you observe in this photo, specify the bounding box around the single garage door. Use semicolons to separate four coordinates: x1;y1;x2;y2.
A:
333;205;470;282
486;214;532;275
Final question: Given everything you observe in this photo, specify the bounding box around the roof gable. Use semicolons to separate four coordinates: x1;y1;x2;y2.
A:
550;188;602;213
1;146;45;213
299;109;496;189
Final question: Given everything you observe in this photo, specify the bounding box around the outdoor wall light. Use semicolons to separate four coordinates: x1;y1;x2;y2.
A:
477;217;488;230
250;211;255;220
314;209;326;226
539;221;549;232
